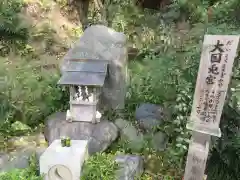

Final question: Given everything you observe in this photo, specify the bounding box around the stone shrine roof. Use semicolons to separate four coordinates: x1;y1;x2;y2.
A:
58;60;108;86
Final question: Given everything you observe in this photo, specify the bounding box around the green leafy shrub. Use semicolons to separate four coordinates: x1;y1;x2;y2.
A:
164;0;240;25
0;0;29;56
0;0;28;40
0;169;43;180
0;153;43;180
211;0;240;25
207;105;240;180
162;0;208;23
0;57;68;142
81;153;119;180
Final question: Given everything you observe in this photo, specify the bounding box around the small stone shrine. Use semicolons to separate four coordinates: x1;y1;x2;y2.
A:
61;25;128;110
58;59;109;123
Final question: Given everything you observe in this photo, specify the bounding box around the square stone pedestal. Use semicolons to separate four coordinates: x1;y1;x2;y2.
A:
39;139;88;180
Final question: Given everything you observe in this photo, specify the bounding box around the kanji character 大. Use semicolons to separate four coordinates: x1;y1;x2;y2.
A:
210;40;224;53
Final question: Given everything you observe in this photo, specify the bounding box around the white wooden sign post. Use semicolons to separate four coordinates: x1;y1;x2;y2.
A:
184;35;240;180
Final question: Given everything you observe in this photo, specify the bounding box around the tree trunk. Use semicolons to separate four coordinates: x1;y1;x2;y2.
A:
73;0;90;30
72;0;108;30
93;0;108;26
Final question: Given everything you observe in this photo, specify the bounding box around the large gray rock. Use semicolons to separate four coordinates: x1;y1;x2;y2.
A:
44;112;119;155
135;103;165;131
115;119;144;151
61;25;128;110
151;131;168;151
0;147;46;172
115;155;144;180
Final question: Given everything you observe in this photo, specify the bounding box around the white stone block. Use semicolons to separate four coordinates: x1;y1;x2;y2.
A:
40;139;88;180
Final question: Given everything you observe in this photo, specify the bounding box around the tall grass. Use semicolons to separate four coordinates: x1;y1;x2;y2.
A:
0;57;68;140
